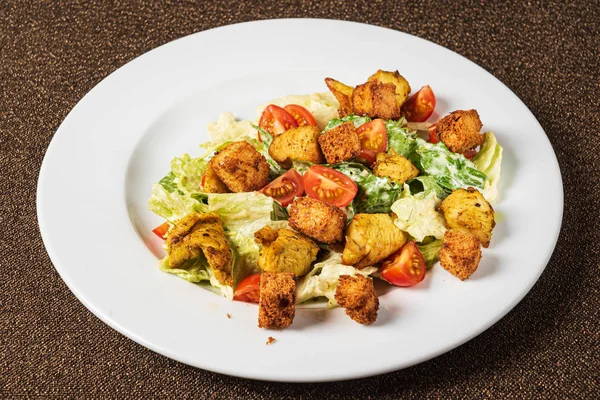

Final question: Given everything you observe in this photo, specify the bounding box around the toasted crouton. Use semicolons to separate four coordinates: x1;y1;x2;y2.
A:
258;272;296;329
438;230;482;280
202;160;230;193
372;149;420;184
335;275;379;324
211;141;270;193
318;121;361;164
288;197;346;244
368;69;412;109
352;81;401;120
269;126;324;168
437;110;485;153
325;77;354;117
440;187;495;248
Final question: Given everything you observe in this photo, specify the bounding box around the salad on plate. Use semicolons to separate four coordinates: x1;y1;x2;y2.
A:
148;70;503;329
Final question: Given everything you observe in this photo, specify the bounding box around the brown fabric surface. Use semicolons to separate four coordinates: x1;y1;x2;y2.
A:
2;0;599;397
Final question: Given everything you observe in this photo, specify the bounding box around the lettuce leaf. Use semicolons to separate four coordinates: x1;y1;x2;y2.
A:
391;184;447;242
148;182;206;222
386;118;419;157
323;114;371;132
472;132;503;203
296;252;378;307
417;239;443;270
332;162;401;213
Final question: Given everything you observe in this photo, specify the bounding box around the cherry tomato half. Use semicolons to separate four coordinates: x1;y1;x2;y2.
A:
152;222;170;239
356;119;388;164
302;166;358;208
428;123;439;144
380;241;426;287
259;169;304;207
258;104;299;136
234;273;261;303
402;85;436;122
284;104;318;127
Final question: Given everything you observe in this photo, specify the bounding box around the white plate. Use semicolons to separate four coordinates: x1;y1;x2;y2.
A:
37;19;563;382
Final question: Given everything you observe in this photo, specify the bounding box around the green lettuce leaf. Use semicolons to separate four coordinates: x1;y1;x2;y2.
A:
386;118;419;157
323;114;371;132
296;252;378;307
148;183;206;222
472;132;503;203
417;239;443;270
391;184;447;242
332;162;401;213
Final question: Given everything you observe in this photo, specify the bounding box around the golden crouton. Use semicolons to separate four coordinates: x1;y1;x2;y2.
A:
440;187;495;248
268;126;324;168
368;69;412;109
335;275;379;325
288;197;346;244
318;121;361;165
211;141;270;193
343;214;407;268
166;212;233;286
437;110;485;153
372;149;420;184
438;230;482;280
325;77;354;117
254;226;319;277
352;81;401;120
258;272;296;329
202;160;230;194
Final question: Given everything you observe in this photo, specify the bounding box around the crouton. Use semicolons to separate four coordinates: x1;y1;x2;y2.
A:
437;110;485;153
372;149;420;184
211;141;270;193
343;214;407;268
288;197;346;244
335;275;379;324
325;77;354;117
440;187;495;248
438;230;482;280
254;227;319;277
368;69;412;109
352;81;401;120
258;272;296;329
318;121;361;165
202;160;230;193
166;212;233;286
268;125;324;168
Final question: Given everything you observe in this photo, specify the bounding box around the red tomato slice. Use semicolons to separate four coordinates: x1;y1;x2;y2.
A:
258;104;299;136
259;169;304;207
380;241;426;287
152;222;170;239
302;166;358;207
428;123;439;144
356;119;388;164
402;85;436;122
234;273;261;303
284;104;318;127
462;148;478;159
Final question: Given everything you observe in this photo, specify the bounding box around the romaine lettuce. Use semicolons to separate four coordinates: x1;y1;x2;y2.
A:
472;132;503;203
391;184;447;242
148;182;206;222
417;239;443;270
323;114;371;132
386;118;419;157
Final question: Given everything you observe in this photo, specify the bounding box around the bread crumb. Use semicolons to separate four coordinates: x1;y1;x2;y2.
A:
226;313;231;319
266;336;276;345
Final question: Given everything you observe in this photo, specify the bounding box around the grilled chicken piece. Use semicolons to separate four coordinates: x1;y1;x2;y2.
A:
325;77;354;117
268;125;324;168
342;214;407;268
202;160;230;194
254;226;319;277
368;69;412;109
165;212;233;286
372;149;420;185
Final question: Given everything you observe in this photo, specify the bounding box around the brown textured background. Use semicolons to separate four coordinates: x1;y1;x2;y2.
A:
1;0;599;398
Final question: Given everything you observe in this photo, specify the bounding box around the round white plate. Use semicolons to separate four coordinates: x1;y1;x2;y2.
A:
37;19;563;382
